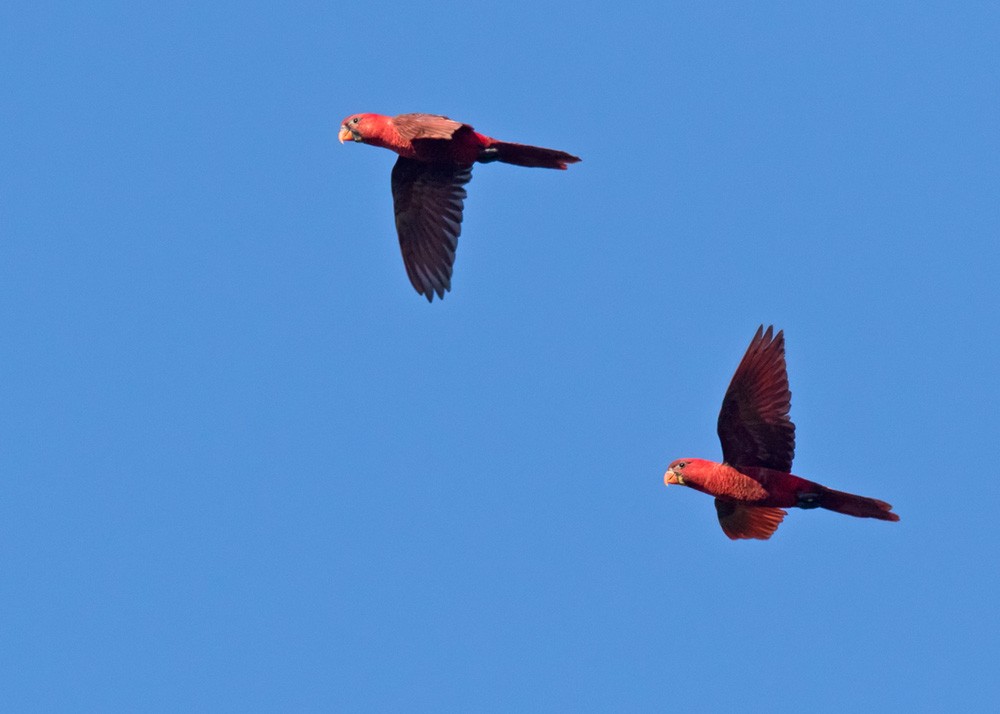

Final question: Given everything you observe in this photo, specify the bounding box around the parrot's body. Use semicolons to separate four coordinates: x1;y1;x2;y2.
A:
664;326;899;540
338;112;580;301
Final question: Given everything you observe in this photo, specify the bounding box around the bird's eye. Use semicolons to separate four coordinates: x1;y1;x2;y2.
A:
351;117;360;124
677;462;686;469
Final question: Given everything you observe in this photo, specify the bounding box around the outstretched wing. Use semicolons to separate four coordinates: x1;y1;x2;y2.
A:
716;325;795;471
390;156;473;301
715;499;787;540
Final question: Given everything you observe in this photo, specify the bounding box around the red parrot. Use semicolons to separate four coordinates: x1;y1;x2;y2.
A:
664;326;899;540
338;112;581;301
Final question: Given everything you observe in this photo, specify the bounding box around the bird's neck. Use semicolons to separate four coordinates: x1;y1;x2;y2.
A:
679;459;726;493
364;117;414;157
684;460;769;501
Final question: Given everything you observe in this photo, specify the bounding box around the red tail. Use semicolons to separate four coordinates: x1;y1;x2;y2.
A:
819;487;899;522
486;140;581;170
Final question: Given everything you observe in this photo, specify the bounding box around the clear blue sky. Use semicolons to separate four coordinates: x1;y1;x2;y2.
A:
2;2;997;711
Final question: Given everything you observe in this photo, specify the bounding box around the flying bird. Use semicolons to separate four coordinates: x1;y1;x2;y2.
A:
663;326;900;540
338;112;581;301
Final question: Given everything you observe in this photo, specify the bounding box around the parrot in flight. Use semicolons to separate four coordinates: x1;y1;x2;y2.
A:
338;112;581;301
664;326;900;540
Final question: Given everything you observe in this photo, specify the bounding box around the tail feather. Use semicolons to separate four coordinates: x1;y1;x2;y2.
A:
820;487;899;522
486;140;581;170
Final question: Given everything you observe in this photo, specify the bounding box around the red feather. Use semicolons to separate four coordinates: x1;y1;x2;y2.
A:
715;500;787;540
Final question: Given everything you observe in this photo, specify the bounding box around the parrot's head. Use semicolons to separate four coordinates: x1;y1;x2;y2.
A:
339;113;374;143
664;460;689;486
664;458;715;488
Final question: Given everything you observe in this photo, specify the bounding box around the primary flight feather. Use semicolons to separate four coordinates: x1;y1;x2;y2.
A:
339;112;581;301
664;326;900;540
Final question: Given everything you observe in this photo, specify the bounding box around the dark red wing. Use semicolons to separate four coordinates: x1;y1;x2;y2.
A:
715;499;787;540
392;113;465;141
390;156;473;302
716;325;795;471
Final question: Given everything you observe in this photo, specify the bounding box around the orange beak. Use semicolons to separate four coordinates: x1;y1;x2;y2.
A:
664;469;683;486
338;126;353;144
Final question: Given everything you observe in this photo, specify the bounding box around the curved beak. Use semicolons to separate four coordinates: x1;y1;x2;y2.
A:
664;469;684;486
338;126;353;144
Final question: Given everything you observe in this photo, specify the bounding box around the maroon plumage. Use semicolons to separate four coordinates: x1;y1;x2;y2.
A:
339;112;580;301
664;326;899;540
717;326;796;473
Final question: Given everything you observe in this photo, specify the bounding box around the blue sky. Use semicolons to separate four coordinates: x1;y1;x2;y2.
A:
2;2;998;711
